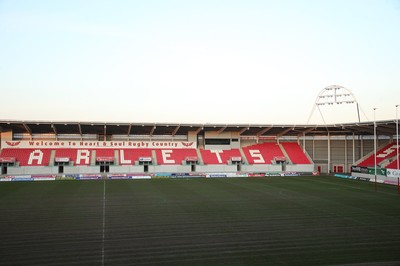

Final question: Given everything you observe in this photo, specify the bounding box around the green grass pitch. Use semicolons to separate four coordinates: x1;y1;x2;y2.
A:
0;176;400;265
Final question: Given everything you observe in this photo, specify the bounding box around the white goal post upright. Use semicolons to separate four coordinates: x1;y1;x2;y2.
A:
396;104;399;194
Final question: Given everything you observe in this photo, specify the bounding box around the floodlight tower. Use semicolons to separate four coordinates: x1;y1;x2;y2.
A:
373;107;378;192
307;85;367;175
307;85;368;125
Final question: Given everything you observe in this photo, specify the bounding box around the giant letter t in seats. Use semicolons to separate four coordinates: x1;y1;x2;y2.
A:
210;150;223;164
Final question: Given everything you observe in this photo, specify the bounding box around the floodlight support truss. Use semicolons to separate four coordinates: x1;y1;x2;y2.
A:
307;85;367;125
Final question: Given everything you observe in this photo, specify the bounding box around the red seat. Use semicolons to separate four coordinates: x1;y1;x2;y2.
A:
55;149;92;165
95;149;115;162
386;160;397;169
358;143;398;167
281;142;311;164
118;149;153;165
242;143;285;164
154;149;197;165
0;148;51;166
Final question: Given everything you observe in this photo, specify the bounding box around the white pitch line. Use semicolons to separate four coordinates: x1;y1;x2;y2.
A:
102;178;106;266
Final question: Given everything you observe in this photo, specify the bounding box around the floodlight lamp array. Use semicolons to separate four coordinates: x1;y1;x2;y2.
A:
307;85;366;124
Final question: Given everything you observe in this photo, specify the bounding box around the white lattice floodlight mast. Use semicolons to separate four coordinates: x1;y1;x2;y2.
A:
307;85;368;124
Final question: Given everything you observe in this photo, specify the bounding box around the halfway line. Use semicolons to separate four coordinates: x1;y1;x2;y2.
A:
102;178;106;266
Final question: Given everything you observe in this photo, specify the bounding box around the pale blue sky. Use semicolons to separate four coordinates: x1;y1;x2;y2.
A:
1;0;399;125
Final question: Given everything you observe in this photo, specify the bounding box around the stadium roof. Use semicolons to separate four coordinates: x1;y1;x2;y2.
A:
0;120;398;137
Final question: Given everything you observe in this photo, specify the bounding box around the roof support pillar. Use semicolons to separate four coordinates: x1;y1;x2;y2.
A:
344;135;348;172
127;124;132;141
352;133;355;165
51;124;58;141
22;124;32;141
78;123;82;141
328;132;331;174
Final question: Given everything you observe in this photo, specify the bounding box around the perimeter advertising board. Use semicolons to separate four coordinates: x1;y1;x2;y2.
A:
351;166;369;174
367;167;387;176
386;168;400;178
0;175;56;182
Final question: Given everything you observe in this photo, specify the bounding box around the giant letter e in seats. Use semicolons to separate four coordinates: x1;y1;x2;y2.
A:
161;150;175;164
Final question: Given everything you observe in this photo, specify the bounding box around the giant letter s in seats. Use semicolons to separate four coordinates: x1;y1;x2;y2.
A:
249;150;265;163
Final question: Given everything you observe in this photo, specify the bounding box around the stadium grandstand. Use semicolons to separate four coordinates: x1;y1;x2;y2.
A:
1;117;400;265
1;119;399;183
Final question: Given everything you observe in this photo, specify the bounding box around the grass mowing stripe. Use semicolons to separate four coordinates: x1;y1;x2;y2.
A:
254;178;397;228
102;178;400;265
210;177;400;242
102;178;106;266
299;175;399;196
0;181;104;266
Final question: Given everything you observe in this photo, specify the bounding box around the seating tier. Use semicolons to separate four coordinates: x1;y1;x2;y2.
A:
242;142;285;164
154;149;198;165
385;159;399;169
358;143;398;167
0;148;51;166
0;143;311;167
200;148;242;164
118;149;153;165
55;149;92;165
280;142;311;164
